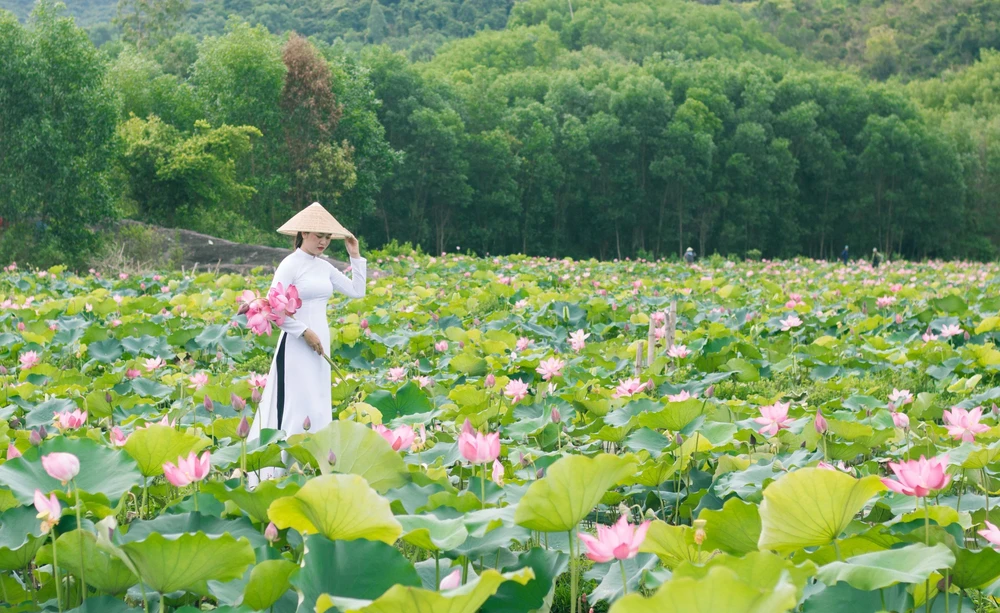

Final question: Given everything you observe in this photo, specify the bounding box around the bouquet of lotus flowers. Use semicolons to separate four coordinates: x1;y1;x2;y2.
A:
236;284;347;381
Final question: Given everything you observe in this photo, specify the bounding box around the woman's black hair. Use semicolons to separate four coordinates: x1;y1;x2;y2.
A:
294;232;304;249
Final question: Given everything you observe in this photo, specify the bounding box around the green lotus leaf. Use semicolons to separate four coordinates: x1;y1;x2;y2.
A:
52;530;138;594
698;497;761;556
365;381;433;421
123;424;211;478
118;532;255;595
65;596;143;613
0;506;46;570
268;473;402;544
0;436;141;507
480;548;568;613
636;399;705;431
609;565;797;613
758;468;886;553
949;546;1000;589
120;512;267;549
398;514;469;552
449;352;488;376
514;453;636;532
639;521;712;569
297;420;407;493
201;479;301;525
240;559;298;610
89;339;123;363
672;551;817;601
316;567;535;613
815;543;954;590
290;535;421;612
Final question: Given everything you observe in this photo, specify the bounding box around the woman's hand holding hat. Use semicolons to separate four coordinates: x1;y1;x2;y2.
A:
345;235;360;258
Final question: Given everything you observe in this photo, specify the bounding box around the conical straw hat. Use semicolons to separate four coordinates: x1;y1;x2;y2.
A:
277;202;352;238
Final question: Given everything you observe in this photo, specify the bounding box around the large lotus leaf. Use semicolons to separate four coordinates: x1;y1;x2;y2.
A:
65;596;143;613
672;551;817;601
815;543;954;590
588;553;659;603
698;498;760;555
290;535;422;613
89;339;123;363
23;397;78;427
608;565;797;613
398;515;469;552
241;559;298;610
639;521;712;569
121;512;267;549
514;454;636;532
0;505;46;570
123;425;211;478
268;473;402;544
298;420;407;493
758;468;886;553
201;479;301;525
800;582;913;613
128;378;174;399
951;546;1000;589
365;382;433;421
52;530;138;594
0;436;141;506
316;567;535;613
636;399;705;431
480;548;568;613
118;532;254;595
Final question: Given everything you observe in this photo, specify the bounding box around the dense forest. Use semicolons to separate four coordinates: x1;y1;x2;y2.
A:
2;0;1000;266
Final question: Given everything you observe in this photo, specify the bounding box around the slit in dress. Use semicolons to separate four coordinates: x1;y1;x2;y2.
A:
276;333;287;428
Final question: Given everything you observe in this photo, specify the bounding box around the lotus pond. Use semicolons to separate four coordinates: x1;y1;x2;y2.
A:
2;255;1000;612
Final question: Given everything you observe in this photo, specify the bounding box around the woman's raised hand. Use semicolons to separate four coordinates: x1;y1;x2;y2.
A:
345;235;360;259
303;329;325;356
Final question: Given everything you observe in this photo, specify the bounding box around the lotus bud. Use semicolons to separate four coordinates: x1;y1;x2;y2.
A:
105;392;113;404
237;302;250;316
237;416;250;439
705;385;715;398
581;593;588;605
251;388;262;404
265;522;279;543
814;410;828;435
519;452;529;467
231;393;246;412
693;518;707;545
618;502;630;517
0;365;7;375
551;407;561;424
328;451;337;466
29;429;42;446
674;433;684;446
994;403;999;417
303;416;311;431
360;318;369;329
644;508;656;520
749;433;757;446
965;330;971;341
203;395;214;413
37;424;47;440
9;416;20;430
536;468;544;479
485;373;496;388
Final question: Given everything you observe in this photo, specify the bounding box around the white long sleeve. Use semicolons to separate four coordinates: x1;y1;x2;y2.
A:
270;256;309;338
330;257;367;299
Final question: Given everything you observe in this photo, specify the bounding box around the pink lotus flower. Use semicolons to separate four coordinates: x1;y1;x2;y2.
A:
667;345;690;359
388;367;406;382
53;409;87;431
818;461;855;476
814;410;828;434
892;412;910;430
33;490;61;533
980;521;1000;549
144;357;165;372
110;427;129;447
19;351;39;369
440;568;462;590
7;443;21;459
458;429;500;464
612;378;648;399
888;388;913;406
374;424;415;451
504;379;531;404
125;368;140;380
434;340;449;352
414;375;432;389
881;455;951;497
943;406;990;442
162;451;211;487
940;324;963;338
668;390;693;402
536;357;565;381
569;329;590;352
484;373;496;388
267;282;301;319
876;296;895;308
780;315;802;331
491;459;504;486
516;337;531;352
755;402;792;437
248;372;268;389
41;452;80;485
247;306;274;335
188;372;209;389
578;515;650;563
922;331;938;342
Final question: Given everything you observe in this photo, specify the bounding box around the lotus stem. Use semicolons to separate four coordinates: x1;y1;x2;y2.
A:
619;559;628;596
50;530;62;613
481;463;487;510
1;570;9;604
435;551;440;589
73;482;87;598
925;496;931;613
568;529;577;613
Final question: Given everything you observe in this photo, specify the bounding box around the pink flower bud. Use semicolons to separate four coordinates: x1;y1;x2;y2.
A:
705;385;715;398
203;396;214;413
251;388;262;404
231;393;246;412
328;451;337;465
551;407;561;424
237;416;250;439
485;374;496;388
814;410;828;435
264;522;279;543
29;429;42;446
302;416;311;431
360;319;369;329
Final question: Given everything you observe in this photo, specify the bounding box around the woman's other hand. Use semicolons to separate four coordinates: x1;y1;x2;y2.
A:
303;329;324;355
345;235;360;259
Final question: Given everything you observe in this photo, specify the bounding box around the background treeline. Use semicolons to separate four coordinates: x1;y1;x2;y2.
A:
3;0;1000;267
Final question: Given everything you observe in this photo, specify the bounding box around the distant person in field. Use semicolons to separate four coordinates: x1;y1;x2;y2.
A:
872;248;882;268
840;245;849;265
684;247;696;265
247;202;366;485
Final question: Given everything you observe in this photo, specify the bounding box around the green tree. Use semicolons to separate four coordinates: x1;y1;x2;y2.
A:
115;0;189;50
367;0;388;44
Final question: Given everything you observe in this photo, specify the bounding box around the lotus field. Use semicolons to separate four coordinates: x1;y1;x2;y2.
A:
5;255;1000;612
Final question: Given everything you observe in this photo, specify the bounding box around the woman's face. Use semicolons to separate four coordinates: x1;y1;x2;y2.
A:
301;232;333;255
